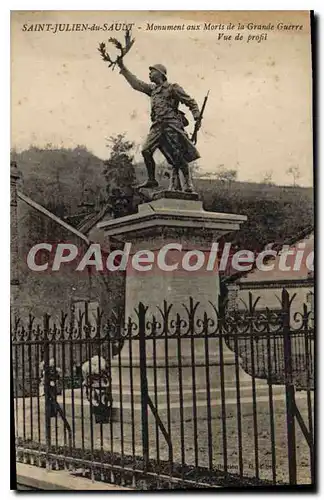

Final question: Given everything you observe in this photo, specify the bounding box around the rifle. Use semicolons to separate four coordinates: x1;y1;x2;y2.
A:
191;90;210;145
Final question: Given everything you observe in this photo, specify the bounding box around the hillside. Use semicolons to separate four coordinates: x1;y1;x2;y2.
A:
195;178;314;251
11;146;314;252
134;162;314;251
11;146;107;218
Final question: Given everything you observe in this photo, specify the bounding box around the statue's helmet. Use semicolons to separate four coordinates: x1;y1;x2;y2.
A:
149;64;167;78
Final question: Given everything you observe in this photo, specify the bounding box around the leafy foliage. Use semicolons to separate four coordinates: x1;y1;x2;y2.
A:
103;134;136;190
103;134;136;217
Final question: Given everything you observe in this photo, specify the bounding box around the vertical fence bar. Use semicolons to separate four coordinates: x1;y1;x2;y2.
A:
250;331;259;480
189;306;198;475
28;317;34;444
117;331;125;483
43;314;51;471
127;318;136;487
60;314;68;469
53;324;58;455
21;331;26;444
152;316;161;477
261;329;267;380
233;327;243;478
69;308;76;452
138;302;149;472
304;304;314;483
218;310;228;475
164;313;173;480
266;310;277;484
106;326;114;484
176;314;185;479
85;304;95;482
79;340;85;457
247;294;259;481
14;331;19;443
273;327;278;378
77;312;85;456
203;313;213;471
96;312;104;482
282;289;297;485
88;343;95;481
35;327;41;462
96;334;103;481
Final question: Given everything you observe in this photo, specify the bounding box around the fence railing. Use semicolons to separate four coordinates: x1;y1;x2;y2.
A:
12;289;315;489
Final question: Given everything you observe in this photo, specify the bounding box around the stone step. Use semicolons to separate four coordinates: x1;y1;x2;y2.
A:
15;383;293;424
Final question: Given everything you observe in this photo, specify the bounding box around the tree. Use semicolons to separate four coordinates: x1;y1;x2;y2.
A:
190;161;201;178
286;166;301;186
215;165;238;183
155;160;171;182
262;170;274;185
103;134;137;217
156;160;200;184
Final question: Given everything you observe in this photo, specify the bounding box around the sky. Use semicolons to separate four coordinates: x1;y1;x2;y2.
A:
11;10;313;186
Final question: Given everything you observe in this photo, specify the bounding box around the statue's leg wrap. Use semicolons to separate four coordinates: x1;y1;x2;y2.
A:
138;149;159;188
142;150;156;181
168;167;181;191
179;162;194;193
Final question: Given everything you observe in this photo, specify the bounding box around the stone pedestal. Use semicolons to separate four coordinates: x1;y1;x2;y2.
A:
97;193;255;419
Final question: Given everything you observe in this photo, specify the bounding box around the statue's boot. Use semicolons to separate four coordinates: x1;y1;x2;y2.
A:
136;179;159;189
180;164;194;193
137;153;159;189
168;168;181;191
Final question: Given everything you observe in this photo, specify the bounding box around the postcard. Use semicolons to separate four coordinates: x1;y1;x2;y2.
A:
11;10;314;490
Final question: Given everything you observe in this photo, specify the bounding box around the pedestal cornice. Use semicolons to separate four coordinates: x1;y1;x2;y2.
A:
98;197;247;241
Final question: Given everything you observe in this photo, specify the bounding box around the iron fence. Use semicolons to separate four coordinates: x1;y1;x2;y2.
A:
12;289;315;489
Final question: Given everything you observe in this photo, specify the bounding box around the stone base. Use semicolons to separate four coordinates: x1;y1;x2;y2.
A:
109;350;252;393
19;383;286;426
95;194;251;429
152;190;199;201
16;462;131;490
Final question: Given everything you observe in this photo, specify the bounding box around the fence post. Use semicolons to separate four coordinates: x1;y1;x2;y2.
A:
43;313;52;470
304;303;315;483
282;289;297;485
138;302;149;472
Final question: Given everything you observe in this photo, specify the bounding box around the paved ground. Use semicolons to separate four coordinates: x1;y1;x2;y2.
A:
14;387;313;486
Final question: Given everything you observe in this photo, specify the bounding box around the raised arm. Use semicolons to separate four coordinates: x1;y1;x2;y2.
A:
118;60;153;96
172;83;200;120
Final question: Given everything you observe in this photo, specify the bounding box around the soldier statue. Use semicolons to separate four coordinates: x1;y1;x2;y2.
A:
118;60;201;192
98;31;207;193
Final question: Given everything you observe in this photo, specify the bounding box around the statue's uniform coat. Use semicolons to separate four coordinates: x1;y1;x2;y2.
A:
120;66;201;165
